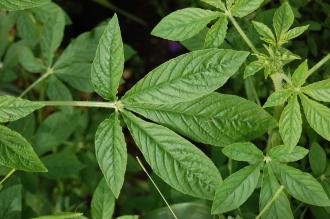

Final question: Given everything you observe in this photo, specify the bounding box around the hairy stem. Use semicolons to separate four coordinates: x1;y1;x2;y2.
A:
307;53;330;76
136;156;178;219
19;68;53;98
0;169;16;186
256;185;285;219
38;101;118;109
226;11;258;54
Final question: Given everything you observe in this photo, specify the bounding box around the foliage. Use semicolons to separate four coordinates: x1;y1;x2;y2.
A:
0;0;330;219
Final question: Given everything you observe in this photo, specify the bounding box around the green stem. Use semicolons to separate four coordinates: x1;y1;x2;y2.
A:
92;0;147;26
270;73;283;91
136;156;178;219
38;101;118;109
256;185;285;219
226;11;258;54
307;53;330;76
19;68;53;98
0;169;16;186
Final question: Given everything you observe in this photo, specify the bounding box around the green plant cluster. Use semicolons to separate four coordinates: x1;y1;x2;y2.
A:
0;0;330;219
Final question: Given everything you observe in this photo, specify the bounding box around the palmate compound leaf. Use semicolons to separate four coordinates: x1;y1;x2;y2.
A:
151;8;220;41
91;14;124;101
279;95;302;150
91;178;115;219
0;0;50;11
259;165;293;219
122;49;249;105
272;162;330;207
0;96;44;123
300;94;330;141
122;111;222;200
222;142;264;164
95;113;127;198
212;164;261;214
0;125;47;172
124;93;276;147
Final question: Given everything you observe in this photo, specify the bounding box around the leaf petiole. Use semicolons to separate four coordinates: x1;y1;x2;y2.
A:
37;100;118;109
307;53;330;76
0;169;16;186
226;11;258;54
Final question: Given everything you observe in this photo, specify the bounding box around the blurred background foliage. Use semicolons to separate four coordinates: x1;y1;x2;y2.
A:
0;0;330;218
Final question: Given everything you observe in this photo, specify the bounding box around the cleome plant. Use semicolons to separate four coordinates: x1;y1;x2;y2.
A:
0;0;330;219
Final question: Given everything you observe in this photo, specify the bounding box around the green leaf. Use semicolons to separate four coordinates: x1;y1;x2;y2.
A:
273;2;294;41
47;76;73;113
56;63;93;92
243;60;264;78
204;15;228;48
0;125;47;172
122;111;222;200
34;111;80;154
222;142;264;164
181;28;208;51
309;142;327;176
260;165;293;219
41;151;85;179
54;26;104;69
151;8;220;41
91;14;124;100
123;49;249;105
32;213;84;219
143;202;210;219
116;216;139;219
279;95;302;150
95;113;127;198
0;0;50;11
0;96;44;123
268;145;308;162
302;79;330;102
252;21;276;44
292;60;309;87
33;3;66;66
201;0;226;11
300;94;330;141
272;162;330;206
16;11;40;46
18;46;46;73
263;89;292;108
231;0;264;18
125;93;275;147
283;25;309;41
0;184;22;219
91;178;115;219
212;164;261;214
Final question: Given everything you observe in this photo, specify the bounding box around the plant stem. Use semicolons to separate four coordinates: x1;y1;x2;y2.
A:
307;53;330;76
19;68;53;98
92;0;147;26
37;101;117;109
136;156;178;219
226;11;258;54
270;73;283;91
0;169;16;186
256;185;285;219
